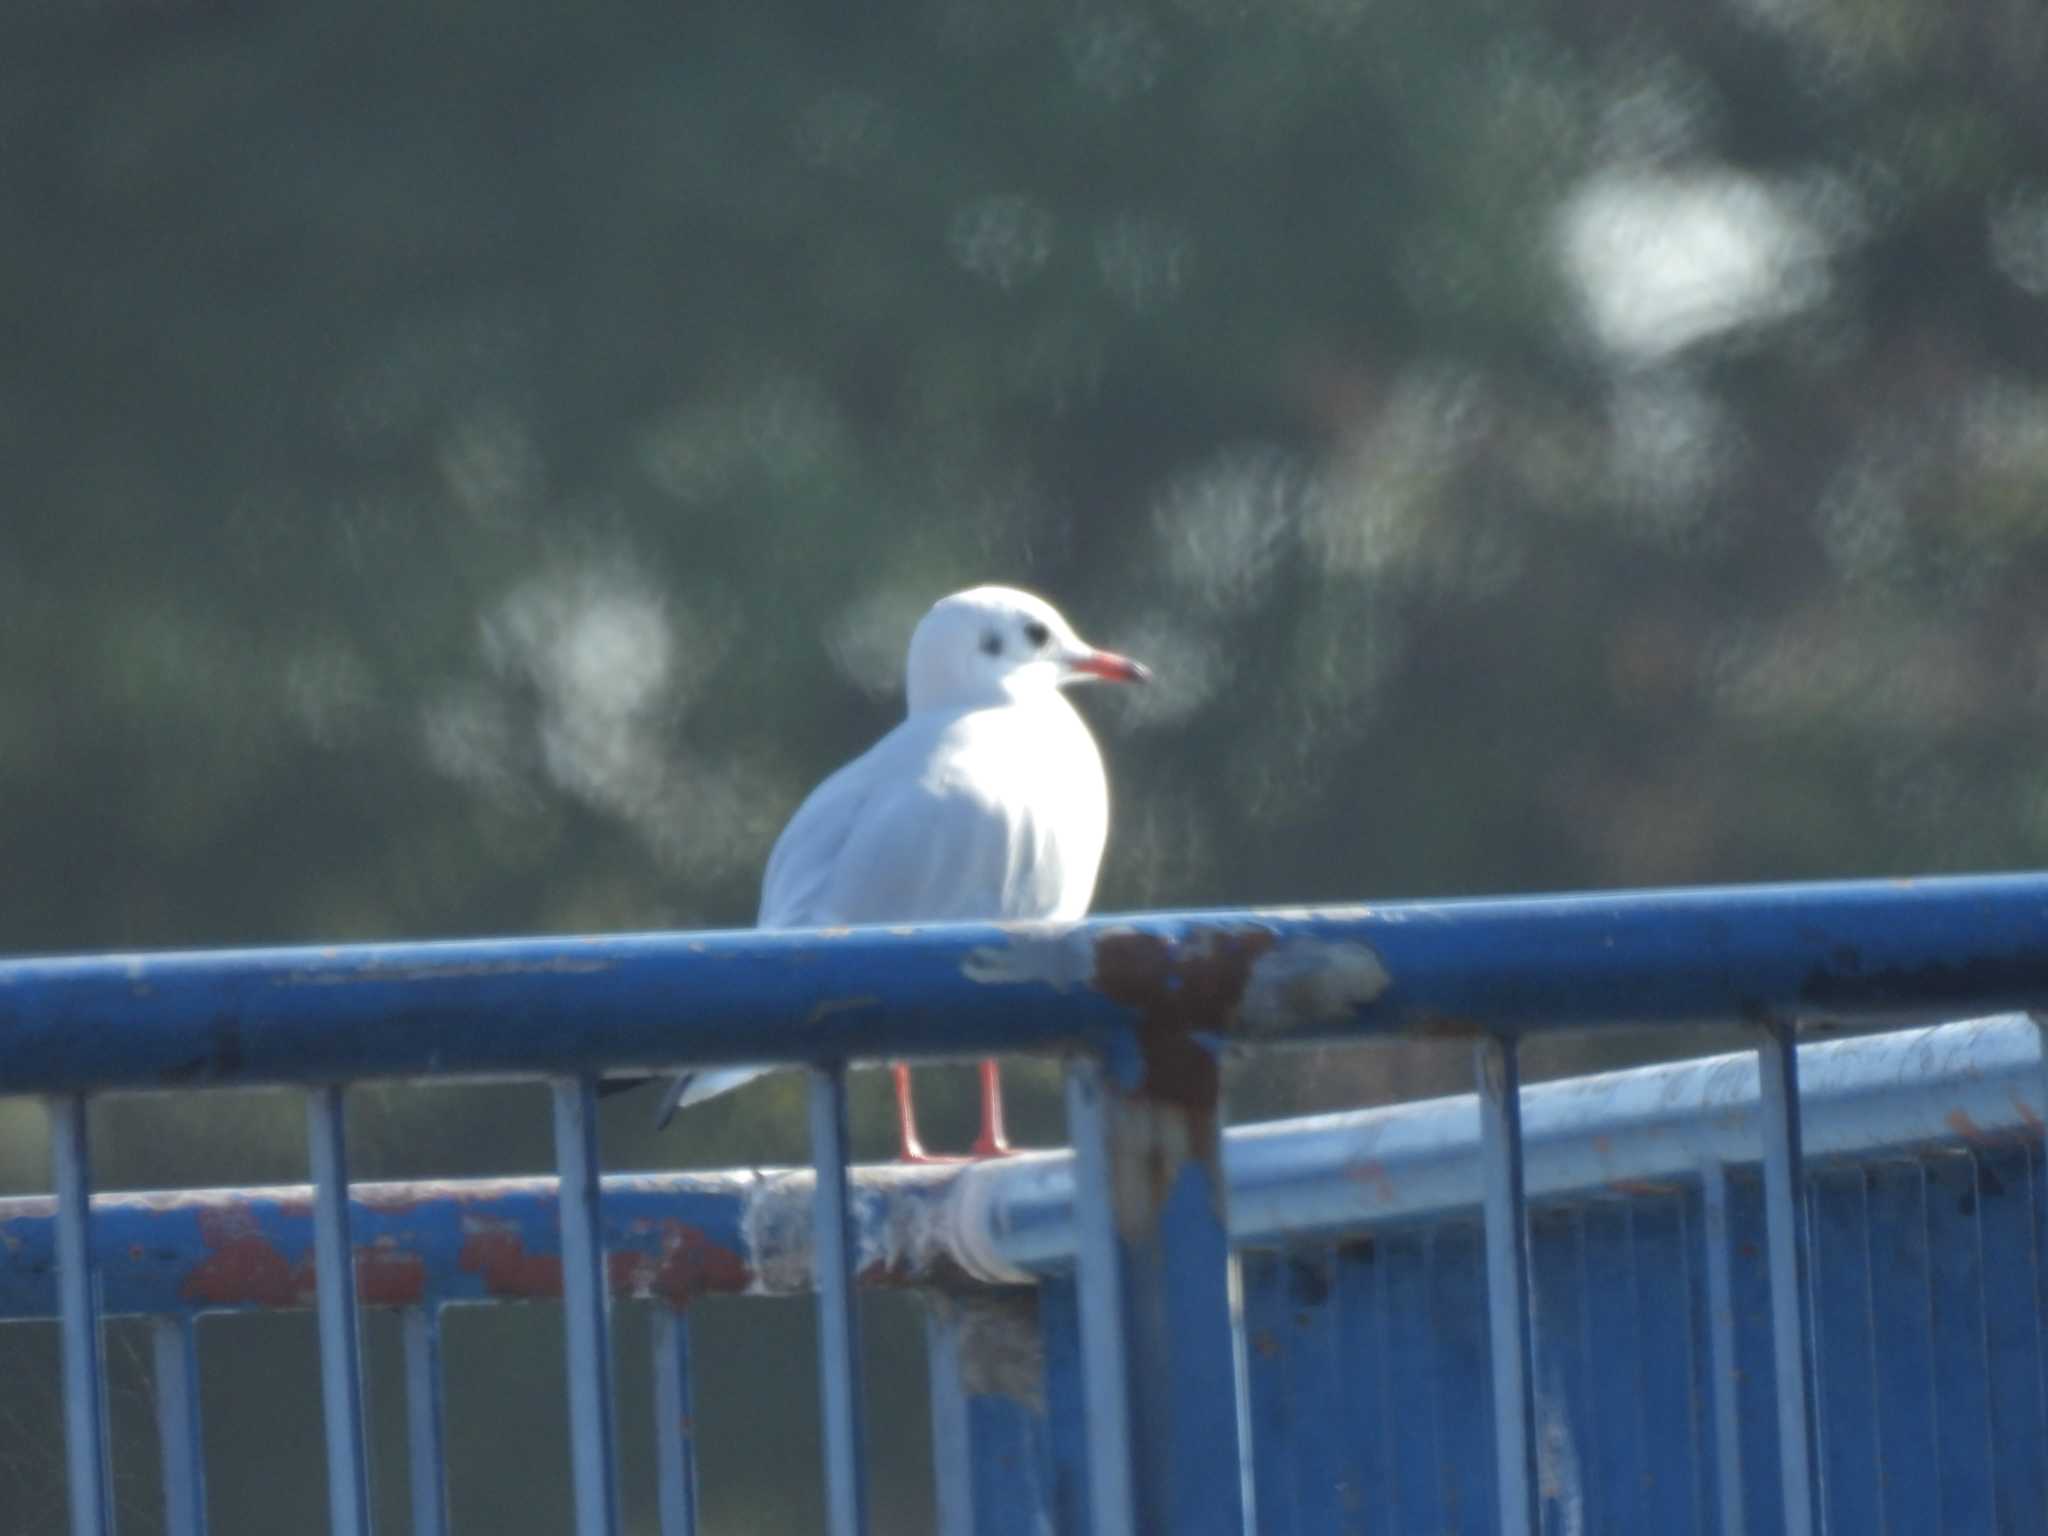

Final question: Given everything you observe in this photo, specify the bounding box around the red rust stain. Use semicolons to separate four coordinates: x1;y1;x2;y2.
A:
356;1241;428;1306
182;1234;315;1307
458;1220;564;1298
1090;927;1275;1218
606;1222;748;1305
177;1207;431;1309
606;1251;643;1294
1412;1013;1484;1039
1253;1329;1279;1360
1945;1107;2032;1149
181;1209;316;1308
1091;927;1274;1109
1347;1161;1398;1205
1947;1109;1994;1145
2012;1091;2044;1133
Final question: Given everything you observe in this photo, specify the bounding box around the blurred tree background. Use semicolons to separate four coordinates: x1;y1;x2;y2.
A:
4;0;2048;1529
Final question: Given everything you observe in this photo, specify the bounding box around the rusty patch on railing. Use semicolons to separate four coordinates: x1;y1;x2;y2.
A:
171;1200;431;1309
458;1217;564;1298
1074;924;1398;1237
1091;928;1265;1122
1087;927;1269;1236
609;1220;749;1304
2012;1090;2044;1133
182;1208;315;1308
447;1210;756;1305
1943;1106;2036;1149
1412;1012;1485;1039
357;1239;429;1306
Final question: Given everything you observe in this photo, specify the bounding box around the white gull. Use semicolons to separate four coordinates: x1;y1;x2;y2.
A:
657;584;1149;1158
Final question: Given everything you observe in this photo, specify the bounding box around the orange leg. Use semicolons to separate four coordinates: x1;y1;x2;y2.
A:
970;1057;1013;1159
892;1062;964;1164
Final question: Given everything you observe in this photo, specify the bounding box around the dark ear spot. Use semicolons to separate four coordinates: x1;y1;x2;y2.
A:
980;629;1003;657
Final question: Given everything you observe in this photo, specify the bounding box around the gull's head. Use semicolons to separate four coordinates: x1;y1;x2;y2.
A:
905;585;1151;713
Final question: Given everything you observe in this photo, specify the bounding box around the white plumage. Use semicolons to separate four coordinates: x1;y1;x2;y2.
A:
657;584;1148;1157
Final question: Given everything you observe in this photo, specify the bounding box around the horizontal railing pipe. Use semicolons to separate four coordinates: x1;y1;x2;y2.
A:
1;1014;2035;1320
1;875;2046;1094
966;1012;2044;1277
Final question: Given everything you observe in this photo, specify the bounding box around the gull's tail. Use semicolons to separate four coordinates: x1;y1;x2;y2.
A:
654;1065;770;1128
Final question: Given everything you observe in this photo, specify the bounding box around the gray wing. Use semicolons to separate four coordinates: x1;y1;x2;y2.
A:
814;769;1053;924
659;720;971;1126
761;711;1072;927
756;743;896;927
658;711;1087;1127
654;1064;773;1125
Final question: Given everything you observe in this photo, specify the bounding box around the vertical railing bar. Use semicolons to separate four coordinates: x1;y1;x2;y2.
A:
808;1064;870;1536
153;1316;208;1536
1970;1141;2006;1535
1698;1159;1747;1536
52;1095;116;1536
552;1075;623;1536
924;1302;971;1536
652;1309;701;1536
1228;1250;1257;1530
1755;1024;1823;1536
1856;1168;1884;1525
1420;1230;1448;1526
1476;1035;1540;1536
1570;1209;1597;1533
2029;1143;2048;1527
1671;1183;1709;1534
307;1085;374;1536
1622;1201;1652;1524
401;1307;450;1536
2026;1014;2048;1527
1067;1035;1249;1532
1375;1235;1402;1529
1910;1161;1943;1536
1065;1057;1139;1536
1703;1163;1753;1536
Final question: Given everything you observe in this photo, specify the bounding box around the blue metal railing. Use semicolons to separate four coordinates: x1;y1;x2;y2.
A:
4;874;2048;1534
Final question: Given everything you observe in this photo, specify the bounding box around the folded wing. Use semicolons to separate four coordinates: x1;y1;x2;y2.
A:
658;705;1103;1126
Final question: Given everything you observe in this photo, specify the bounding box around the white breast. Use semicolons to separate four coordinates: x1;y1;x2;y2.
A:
759;693;1109;929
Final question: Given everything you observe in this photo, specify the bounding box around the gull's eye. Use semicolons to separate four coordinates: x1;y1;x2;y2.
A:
1022;619;1051;650
980;629;1003;657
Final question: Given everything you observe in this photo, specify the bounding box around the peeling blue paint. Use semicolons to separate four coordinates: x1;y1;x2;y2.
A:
1;874;2046;1093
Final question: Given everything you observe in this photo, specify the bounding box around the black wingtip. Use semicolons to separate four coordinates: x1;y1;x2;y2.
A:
652;1073;693;1130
